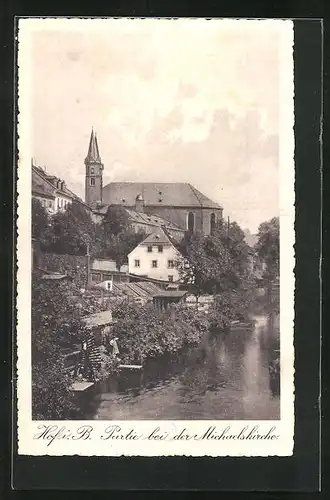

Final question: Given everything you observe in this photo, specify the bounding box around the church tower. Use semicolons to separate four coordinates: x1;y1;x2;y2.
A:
85;128;104;205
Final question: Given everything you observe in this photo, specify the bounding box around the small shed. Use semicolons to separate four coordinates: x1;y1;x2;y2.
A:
82;310;113;344
153;290;188;310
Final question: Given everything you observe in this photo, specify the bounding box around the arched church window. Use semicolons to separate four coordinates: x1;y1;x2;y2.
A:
210;213;216;234
187;212;195;232
90;167;94;174
90;178;95;186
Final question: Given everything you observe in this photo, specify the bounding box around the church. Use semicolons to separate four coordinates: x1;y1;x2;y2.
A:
85;129;223;235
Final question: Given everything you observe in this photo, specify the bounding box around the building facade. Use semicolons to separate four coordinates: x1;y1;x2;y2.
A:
84;129;223;235
32;163;91;215
128;228;182;282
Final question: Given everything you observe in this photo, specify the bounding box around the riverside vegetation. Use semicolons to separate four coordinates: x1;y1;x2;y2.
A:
31;199;279;419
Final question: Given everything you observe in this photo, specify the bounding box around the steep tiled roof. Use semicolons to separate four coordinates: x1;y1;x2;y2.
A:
93;205;184;233
32;165;91;210
138;227;173;247
102;182;221;209
85;129;102;163
124;209;183;232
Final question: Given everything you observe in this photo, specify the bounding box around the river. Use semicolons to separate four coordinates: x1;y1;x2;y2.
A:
85;313;280;420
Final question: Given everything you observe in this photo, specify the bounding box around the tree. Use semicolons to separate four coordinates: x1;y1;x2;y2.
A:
32;198;49;240
179;219;250;298
255;216;279;281
31;277;83;419
102;205;131;236
41;201;102;256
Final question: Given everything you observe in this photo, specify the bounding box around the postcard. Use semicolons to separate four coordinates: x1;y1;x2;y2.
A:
17;17;294;456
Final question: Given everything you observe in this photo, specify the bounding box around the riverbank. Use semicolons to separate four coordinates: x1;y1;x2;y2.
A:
83;312;280;420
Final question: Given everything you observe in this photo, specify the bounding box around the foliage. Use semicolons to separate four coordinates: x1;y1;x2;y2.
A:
32;198;49;241
110;301;209;364
42;253;88;288
100;228;146;269
178;219;250;297
31;278;83;419
255;216;279;280
42;201;103;256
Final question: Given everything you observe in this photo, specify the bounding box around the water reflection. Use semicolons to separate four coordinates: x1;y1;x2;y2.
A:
87;313;280;420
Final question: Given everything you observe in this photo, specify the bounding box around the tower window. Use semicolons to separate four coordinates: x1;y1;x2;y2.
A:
90;178;95;186
90;168;94;174
187;212;195;232
210;213;216;234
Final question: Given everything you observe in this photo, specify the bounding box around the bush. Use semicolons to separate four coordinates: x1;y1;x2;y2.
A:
111;301;209;364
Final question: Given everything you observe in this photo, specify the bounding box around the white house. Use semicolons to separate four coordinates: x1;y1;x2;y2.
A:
128;228;182;282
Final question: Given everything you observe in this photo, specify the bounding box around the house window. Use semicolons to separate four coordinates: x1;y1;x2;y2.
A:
187;212;195;232
168;275;173;282
158;245;163;253
48;200;52;208
147;246;152;253
168;260;174;268
210;213;216;234
90;178;95;186
91;273;100;282
152;260;158;268
134;260;140;267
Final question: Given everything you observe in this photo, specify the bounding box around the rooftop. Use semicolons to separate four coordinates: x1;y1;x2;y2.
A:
137;227;174;247
102;182;222;209
82;310;113;328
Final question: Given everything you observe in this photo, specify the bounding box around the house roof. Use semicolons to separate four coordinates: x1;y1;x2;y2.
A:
137;227;174;247
124;209;184;232
153;291;187;298
93;205;185;233
92;281;161;300
102;182;222;209
82;310;113;328
40;273;70;280
32;165;91;211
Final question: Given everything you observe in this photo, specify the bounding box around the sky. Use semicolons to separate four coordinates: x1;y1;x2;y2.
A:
27;18;287;233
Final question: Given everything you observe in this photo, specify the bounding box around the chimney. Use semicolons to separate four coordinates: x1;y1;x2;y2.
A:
135;193;144;213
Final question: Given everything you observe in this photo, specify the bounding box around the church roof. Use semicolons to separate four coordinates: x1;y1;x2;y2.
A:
102;182;222;209
85;129;102;163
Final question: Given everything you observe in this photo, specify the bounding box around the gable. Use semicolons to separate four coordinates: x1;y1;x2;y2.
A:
102;182;221;209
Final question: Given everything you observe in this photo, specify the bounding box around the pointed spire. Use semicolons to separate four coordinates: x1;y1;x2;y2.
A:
85;128;102;163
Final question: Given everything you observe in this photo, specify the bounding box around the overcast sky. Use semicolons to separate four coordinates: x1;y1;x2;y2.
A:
28;18;287;232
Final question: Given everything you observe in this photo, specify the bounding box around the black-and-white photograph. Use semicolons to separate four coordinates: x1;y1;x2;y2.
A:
28;19;281;422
